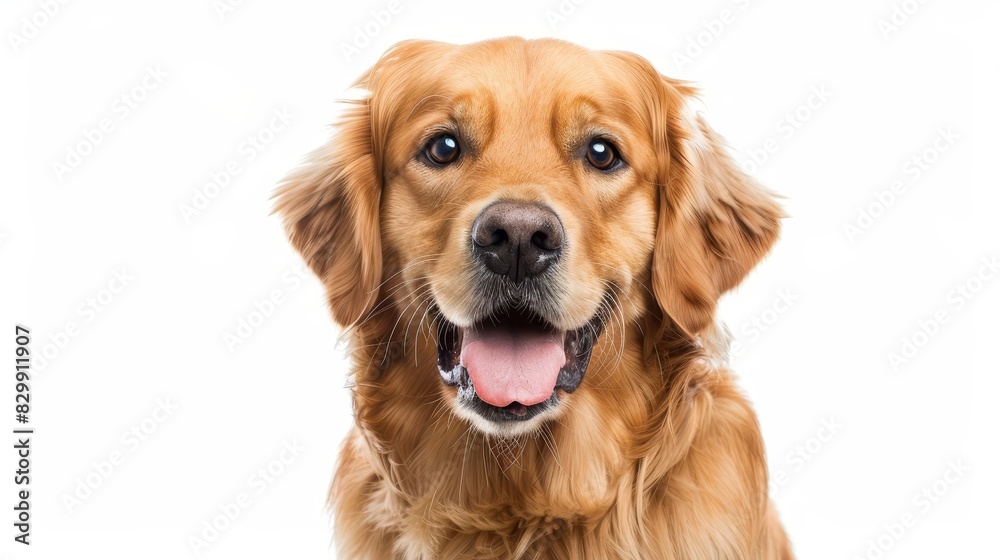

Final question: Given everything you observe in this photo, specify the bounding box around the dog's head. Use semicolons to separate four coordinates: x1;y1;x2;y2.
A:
276;38;781;437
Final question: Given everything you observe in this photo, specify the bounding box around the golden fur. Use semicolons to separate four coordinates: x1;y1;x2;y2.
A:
276;37;793;559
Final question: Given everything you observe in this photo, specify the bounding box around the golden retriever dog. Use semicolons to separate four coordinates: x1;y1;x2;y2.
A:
276;37;793;559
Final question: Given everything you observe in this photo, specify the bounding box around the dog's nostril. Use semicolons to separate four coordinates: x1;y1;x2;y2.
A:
488;229;508;247
531;229;562;252
471;201;565;283
472;223;506;248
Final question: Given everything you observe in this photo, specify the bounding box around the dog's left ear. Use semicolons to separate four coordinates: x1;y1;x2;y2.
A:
651;79;784;338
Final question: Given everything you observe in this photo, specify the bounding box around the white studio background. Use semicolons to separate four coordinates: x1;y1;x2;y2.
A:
1;0;998;558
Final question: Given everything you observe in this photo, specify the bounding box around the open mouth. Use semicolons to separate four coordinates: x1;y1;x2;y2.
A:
436;305;602;424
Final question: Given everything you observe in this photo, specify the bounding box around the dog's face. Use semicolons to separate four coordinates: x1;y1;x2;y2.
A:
277;38;781;437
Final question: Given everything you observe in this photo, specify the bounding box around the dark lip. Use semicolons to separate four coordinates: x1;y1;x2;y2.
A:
459;384;558;423
435;305;604;424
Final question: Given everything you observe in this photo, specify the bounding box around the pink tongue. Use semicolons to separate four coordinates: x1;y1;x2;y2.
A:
460;327;565;407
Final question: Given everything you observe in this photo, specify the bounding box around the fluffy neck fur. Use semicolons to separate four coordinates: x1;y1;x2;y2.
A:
328;309;781;559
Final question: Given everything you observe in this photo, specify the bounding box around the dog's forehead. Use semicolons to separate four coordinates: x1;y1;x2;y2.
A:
383;39;647;139
447;39;615;112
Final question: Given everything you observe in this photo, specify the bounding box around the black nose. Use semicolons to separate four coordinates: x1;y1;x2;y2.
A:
471;201;564;284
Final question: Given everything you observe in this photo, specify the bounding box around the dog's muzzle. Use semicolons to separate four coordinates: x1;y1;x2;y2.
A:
432;200;605;424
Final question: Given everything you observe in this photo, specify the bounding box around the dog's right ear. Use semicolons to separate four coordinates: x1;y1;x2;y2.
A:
274;40;455;327
273;97;382;328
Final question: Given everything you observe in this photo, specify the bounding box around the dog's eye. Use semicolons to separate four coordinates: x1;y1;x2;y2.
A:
586;138;619;171
424;134;460;165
